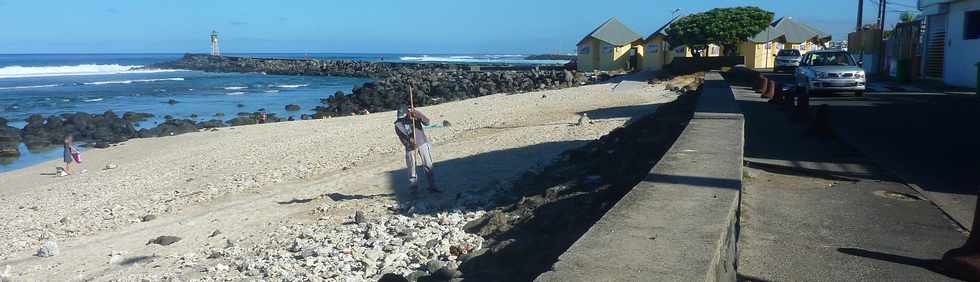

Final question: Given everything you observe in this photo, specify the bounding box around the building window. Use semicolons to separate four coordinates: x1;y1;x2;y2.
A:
578;46;591;55
646;43;659;53
966;10;980;40
601;45;615;54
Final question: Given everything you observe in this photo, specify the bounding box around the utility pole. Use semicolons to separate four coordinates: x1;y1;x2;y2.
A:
877;0;887;76
856;0;864;31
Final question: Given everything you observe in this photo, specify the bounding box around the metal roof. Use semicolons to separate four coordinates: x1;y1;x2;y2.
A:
578;17;643;46
644;15;682;41
748;17;831;43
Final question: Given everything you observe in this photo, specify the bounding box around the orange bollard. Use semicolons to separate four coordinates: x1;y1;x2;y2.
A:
769;82;783;104
757;75;768;93
763;80;775;98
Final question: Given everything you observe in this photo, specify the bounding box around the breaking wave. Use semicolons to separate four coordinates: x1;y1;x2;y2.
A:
224;86;248;90
226;91;247;96
275;84;308;88
0;84;61;90
0;64;184;79
83;77;185;85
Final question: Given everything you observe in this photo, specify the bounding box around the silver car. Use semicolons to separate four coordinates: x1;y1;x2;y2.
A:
795;50;866;96
774;49;801;72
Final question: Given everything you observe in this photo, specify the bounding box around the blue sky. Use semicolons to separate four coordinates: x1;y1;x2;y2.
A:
0;0;919;54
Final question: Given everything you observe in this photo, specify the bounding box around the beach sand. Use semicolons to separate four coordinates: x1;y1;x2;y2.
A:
0;78;677;280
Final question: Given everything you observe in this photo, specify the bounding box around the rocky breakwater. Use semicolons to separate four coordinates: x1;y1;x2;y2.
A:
317;68;582;117
152;53;401;77
15;111;235;151
152;54;588;117
20;111;143;149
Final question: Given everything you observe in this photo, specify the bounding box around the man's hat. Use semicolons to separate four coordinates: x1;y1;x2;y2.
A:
396;105;409;119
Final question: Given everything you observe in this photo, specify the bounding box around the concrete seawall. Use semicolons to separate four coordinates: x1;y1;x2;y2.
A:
536;72;744;281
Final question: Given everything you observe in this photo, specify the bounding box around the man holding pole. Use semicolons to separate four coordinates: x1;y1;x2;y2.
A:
394;103;441;194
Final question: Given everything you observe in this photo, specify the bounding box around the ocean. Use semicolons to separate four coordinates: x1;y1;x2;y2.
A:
0;53;569;172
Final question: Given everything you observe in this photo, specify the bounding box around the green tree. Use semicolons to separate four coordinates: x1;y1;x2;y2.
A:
900;11;917;23
666;7;774;56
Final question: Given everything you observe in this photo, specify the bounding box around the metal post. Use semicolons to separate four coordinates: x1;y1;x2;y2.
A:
857;0;864;31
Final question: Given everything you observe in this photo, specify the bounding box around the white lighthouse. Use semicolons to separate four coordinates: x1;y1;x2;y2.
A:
210;30;220;56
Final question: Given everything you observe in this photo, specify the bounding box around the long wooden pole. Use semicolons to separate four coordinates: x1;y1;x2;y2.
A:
409;86;418;149
408;86;423;164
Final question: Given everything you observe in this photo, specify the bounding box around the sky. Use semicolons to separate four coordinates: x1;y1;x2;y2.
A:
0;0;921;54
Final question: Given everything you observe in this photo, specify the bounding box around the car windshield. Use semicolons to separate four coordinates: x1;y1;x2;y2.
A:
777;50;800;56
809;52;855;66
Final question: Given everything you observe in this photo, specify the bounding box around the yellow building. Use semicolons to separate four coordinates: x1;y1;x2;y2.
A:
740;17;831;69
576;17;644;72
640;16;725;72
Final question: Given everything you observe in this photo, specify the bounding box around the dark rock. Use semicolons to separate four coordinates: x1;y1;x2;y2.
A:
300;114;312;120
226;117;256;126
0;121;20;143
189;113;198;118
122;112;154;122
93;142;110;149
0;144;19;157
197;119;225;129
21;112;138;146
442;120;452;127
285;104;301;111
167;99;178;105
214;112;225;117
138;119;198;138
354;211;367;224
141;214;157;222
405;271;428;282
146;236;181;246
236;103;245;108
489;239;515;254
463;211;509;236
424;259;444;273
378;273;410;282
434;266;462;280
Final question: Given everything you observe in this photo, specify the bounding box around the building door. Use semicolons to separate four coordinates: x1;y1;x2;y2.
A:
923;14;947;80
629;48;639;71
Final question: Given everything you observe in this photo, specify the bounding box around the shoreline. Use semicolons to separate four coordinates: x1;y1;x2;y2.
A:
1;55;587;172
0;75;675;280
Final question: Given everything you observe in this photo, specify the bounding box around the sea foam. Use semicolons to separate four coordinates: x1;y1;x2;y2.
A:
0;84;60;90
83;77;185;86
276;84;308;88
0;64;184;79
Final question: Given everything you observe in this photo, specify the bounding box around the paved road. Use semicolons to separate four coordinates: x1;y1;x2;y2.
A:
762;71;980;229
734;82;965;281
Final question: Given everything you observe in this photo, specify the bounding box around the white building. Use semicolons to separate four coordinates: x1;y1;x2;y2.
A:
918;0;980;88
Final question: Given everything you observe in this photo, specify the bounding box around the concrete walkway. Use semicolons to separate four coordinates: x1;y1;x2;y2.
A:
732;82;966;281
